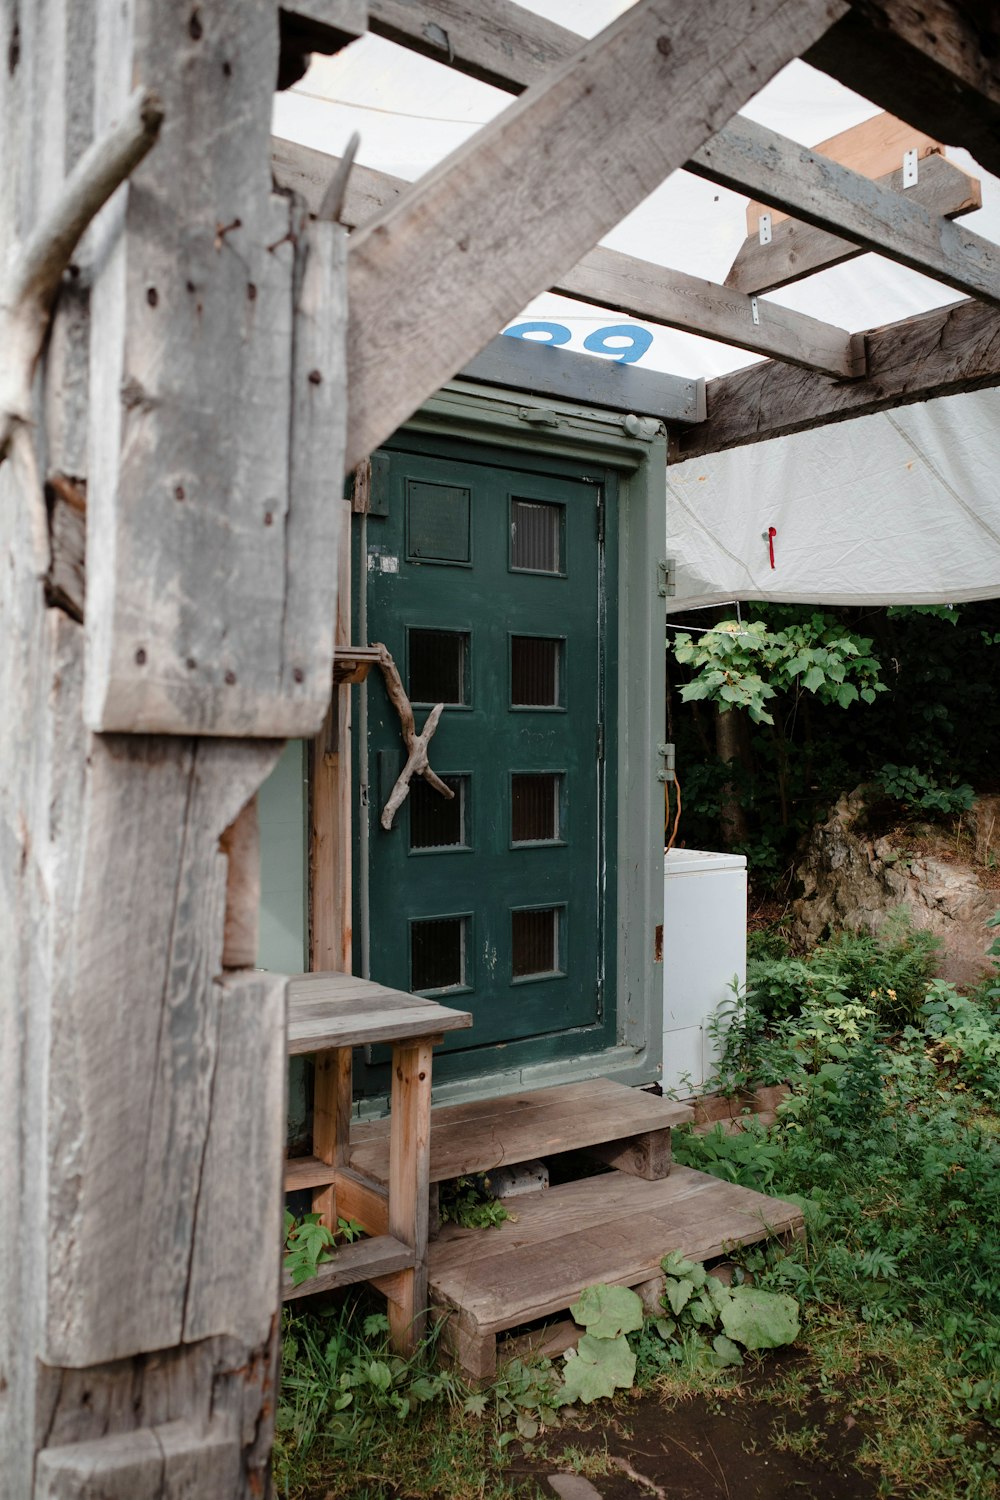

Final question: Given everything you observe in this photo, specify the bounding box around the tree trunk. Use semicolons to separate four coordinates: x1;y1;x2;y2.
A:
715;705;750;845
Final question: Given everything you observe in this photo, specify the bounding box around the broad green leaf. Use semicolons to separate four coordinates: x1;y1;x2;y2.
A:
661;1250;706;1286
463;1392;488;1417
711;1334;744;1367
720;1288;800;1350
516;1414;539;1440
570;1283;644;1339
836;682;859;708
664;1277;694;1316
704;1275;732;1314
802;665;826;693
560;1333;637;1405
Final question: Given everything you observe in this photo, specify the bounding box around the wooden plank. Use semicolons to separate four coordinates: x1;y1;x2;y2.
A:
288;1006;469;1052
43;736;286;1366
556;248;864;378
366;0;578;92
429;1167;803;1335
691;116;1000;310
460;337;705;422
280;0;367;51
386;1040;434;1349
728;154;982;296
345;0;848;469
310;497;354;971
284;1155;337;1192
805;1;1000;183
273;142;860;378
350;1079;695;1185
85;2;345;736
674;297;1000;461
745;111;944;233
281;1235;415;1301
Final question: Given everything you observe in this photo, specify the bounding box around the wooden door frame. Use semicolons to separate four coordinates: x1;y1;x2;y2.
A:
311;377;669;1100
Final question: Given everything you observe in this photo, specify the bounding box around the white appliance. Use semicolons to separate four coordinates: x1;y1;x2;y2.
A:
662;849;747;1095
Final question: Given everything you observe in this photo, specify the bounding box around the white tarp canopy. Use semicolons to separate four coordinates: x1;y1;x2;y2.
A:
273;0;1000;610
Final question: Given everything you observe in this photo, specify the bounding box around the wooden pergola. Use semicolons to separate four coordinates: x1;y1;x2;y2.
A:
3;1;1000;1494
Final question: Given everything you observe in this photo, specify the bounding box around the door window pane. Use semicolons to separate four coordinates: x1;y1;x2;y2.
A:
408;629;468;704
407;481;471;564
512;907;562;979
410;776;467;850
511;498;563;573
511;636;561;706
512;774;561;843
411;916;467;992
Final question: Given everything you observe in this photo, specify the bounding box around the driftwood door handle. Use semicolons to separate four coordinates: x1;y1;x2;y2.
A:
374;644;455;831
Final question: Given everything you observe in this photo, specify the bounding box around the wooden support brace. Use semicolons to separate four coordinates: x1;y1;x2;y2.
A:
311;1048;352;1226
584;1127;672;1181
386;1039;434;1350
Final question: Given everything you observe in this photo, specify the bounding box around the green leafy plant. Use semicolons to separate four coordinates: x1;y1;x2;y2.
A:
877;762;974;818
438;1174;510;1229
283;1209;365;1287
559;1284;643;1404
672;615;886;727
649;1250;799;1370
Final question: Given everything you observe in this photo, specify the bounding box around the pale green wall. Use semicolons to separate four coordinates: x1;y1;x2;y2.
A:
257;740;310;1144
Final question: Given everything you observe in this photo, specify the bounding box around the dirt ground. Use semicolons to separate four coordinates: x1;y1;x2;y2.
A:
508;1372;878;1500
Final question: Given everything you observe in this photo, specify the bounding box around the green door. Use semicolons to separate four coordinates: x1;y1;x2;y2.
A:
356;435;617;1088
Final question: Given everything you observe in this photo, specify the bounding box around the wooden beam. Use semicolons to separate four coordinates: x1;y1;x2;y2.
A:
727;153;982;295
273;140;862;379
744;111;944;234
806;2;1000;182
344;0;847;468
691;116;1000;311
366;0;576;93
557;247;863;378
672;297;1000;461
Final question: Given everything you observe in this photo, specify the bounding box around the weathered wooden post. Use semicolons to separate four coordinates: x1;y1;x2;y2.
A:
0;1;348;1493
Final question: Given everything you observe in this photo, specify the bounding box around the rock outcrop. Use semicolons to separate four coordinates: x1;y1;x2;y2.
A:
792;792;999;988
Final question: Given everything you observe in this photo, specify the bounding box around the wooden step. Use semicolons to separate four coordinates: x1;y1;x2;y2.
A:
428;1165;803;1378
349;1079;695;1187
282;1234;414;1302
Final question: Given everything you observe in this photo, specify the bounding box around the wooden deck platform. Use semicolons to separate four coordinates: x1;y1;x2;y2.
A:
349;1078;695;1186
429;1165;804;1379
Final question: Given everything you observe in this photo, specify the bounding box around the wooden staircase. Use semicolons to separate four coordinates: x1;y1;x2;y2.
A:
346;1078;803;1378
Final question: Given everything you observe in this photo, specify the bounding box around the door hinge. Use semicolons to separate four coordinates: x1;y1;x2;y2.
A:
596;490;606;545
657;558;676;598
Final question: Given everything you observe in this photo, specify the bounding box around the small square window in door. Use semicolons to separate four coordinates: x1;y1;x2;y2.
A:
410;775;468;851
511;773;561;843
511;636;562;707
512;906;563;980
408;629;468;705
511;498;564;573
406;481;471;564
410;915;469;993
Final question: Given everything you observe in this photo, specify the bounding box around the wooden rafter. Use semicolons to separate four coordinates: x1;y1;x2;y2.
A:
743;112;945;234
693;117;1000;310
806;1;1000;182
274;139;864;379
672;297;1000;461
344;0;847;469
366;0;576;93
727;154;982;296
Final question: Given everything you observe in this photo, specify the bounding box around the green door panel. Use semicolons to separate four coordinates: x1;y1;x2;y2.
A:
356;436;617;1089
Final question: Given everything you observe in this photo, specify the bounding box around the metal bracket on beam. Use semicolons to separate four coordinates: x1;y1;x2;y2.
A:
657;559;676;598
657;742;676;783
903;148;918;188
758;212;772;245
